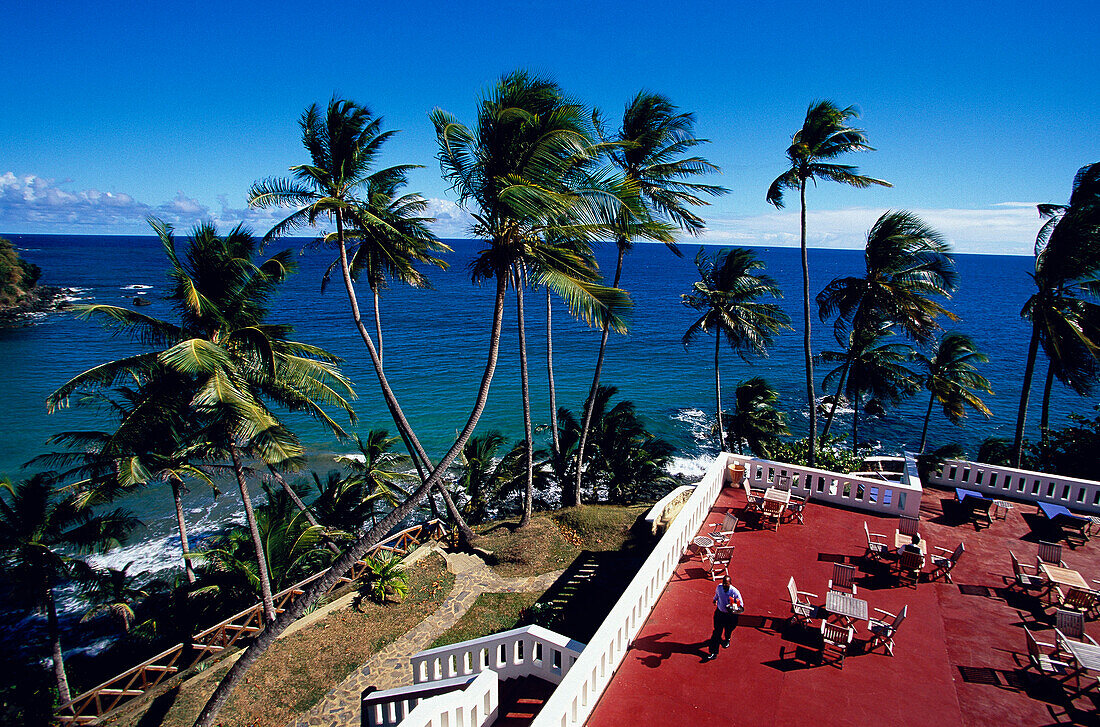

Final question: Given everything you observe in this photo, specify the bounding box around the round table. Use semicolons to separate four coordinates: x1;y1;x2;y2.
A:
693;535;715;549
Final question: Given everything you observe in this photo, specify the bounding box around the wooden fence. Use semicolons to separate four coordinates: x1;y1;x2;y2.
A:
54;518;450;725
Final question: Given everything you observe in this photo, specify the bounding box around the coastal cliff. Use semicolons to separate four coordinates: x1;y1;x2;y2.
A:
0;235;68;326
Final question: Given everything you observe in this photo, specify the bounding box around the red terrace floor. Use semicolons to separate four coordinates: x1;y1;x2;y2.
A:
585;485;1100;727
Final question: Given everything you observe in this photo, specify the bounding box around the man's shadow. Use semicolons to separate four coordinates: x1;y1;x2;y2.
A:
630;631;709;668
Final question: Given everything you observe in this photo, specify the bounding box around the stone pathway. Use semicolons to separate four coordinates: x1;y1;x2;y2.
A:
293;547;562;727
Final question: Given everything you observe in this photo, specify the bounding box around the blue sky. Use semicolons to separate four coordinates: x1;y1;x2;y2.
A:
1;0;1097;253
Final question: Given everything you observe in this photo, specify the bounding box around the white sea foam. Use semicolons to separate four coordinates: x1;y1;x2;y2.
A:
122;284;153;290
666;455;710;481
61;287;93;303
671;406;712;442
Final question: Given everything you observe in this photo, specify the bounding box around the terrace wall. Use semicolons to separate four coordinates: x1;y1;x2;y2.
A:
928;459;1100;514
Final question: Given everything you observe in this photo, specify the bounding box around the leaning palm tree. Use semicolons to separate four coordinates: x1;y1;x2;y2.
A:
0;474;137;703
573;91;726;505
912;332;992;453
681;247;790;450
48;220;356;623
332;430;415;529
1013;162;1100;466
767;101;891;463
822;324;919;453
724;378;789;456
191;71;626;727
817;210;957;438
249;98;475;544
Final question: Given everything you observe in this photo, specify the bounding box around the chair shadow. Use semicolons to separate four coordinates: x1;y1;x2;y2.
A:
629;631;709;668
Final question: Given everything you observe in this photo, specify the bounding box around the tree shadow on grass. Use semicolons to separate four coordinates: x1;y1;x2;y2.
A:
134;685;181;727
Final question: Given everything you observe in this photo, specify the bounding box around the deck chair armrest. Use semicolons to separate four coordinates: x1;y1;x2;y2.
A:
1036;639;1058;650
869;531;887;539
797;591;819;599
872;607;897;618
933;546;954;555
1086;634;1100;646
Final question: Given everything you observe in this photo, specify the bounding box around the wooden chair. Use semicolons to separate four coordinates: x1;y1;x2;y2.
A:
787;576;819;626
713;545;735;569
894;549;924;588
828;563;858;596
775;474;792;491
1055;610;1097;644
864;522;891;563
700;547;727;581
742;480;764;513
898;515;920;538
709;511;738;544
1024;626;1077;684
1009;551;1047;593
868;604;908;656
968;498;994;529
1037;541;1066;567
1056;586;1096;614
760;497;784;531
820;621;854;668
785;494;807;524
929;543;964;584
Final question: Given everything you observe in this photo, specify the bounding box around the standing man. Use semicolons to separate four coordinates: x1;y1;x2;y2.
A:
703;574;744;662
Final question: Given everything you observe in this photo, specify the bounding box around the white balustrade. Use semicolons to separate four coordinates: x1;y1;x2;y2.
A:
411;625;584;687
927;459;1100;514
372;670;499;727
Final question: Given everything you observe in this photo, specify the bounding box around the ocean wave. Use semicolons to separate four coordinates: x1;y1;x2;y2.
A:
121;284;153;290
671;406;712;442
666;455;711;481
61;287;93;303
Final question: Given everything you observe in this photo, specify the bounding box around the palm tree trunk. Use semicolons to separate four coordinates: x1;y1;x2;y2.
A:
1039;361;1055;465
194;262;510;727
1013;323;1041;467
170;477;196;585
800;178;817;465
45;580;71;703
821;355;852;439
714;331;725;450
515;266;534;527
266;465;340;555
919;390;935;454
228;443;276;623
852;395;859;455
574;244;626;506
331;209;477;546
373;288;383;369
547;289;560;460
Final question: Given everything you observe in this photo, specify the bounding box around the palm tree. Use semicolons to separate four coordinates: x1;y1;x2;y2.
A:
822;324;919;453
573;91;726;506
454;431;513;524
767;101;891;464
723;378;789;456
1013;162;1100;466
912;332;992;453
249;98;478;544
79;562;149;634
331;430;415;529
190;71;624;727
0;474;138;702
816;210;957;438
681;247;790;449
48;220;356;623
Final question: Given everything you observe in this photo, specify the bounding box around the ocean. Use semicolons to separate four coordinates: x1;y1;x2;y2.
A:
3;233;1097;581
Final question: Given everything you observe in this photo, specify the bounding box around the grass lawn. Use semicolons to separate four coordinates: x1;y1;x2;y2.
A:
104;553;453;727
475;505;650;578
428;592;540;650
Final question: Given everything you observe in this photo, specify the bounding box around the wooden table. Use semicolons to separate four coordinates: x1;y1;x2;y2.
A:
992;499;1014;520
894;531;928;554
1060;636;1100;673
1039;562;1089;590
692;535;715;550
825;590;868;627
764;487;791;505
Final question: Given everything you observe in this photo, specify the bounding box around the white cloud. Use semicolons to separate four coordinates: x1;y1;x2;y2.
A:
424;197;473;239
697;204;1044;255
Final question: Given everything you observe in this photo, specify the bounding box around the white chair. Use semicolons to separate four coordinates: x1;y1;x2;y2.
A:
1055;610;1097;644
1037;541;1066;568
864;522;890;562
898;516;920;538
868;605;908;656
701;547;727;581
787;576;819;626
820;621;854;668
828;563;858;596
1024;627;1078;687
785;494;807;524
759;497;785;531
709;511;738;544
742;480;764;512
929;542;964;583
1009;551;1046;593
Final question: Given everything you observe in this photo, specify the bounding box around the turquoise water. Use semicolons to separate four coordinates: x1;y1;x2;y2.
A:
3;234;1096;575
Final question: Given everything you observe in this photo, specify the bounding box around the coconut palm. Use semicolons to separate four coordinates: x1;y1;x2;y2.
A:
817;210;957;438
78;562;148;634
723;378;789;456
822;324;919;453
353;552;408;606
912;332;993;453
191;72;627;727
1013;162;1100;466
681;247;790;449
767;101;891;463
47;220;356;623
330;430;415;529
574;91;726;506
0;474;138;702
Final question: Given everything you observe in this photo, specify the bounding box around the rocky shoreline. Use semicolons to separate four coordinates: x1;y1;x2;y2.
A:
0;286;71;326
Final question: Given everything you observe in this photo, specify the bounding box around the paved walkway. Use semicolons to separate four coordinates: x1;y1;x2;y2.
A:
293;547;562;727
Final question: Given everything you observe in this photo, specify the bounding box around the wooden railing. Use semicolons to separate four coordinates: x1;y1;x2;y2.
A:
54;518;449;725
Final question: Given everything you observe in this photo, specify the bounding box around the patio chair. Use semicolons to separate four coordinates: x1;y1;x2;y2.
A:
1023;626;1078;684
787;576;819;626
742;480;764;513
709;511;738;544
864;521;891;563
1009;551;1047;593
713;545;735;568
1089;581;1100;619
867;604;908;656
894;549;925;588
968;498;994;529
898;515;920;538
828;563;858;596
775;474;792;492
1055;610;1097;644
929;543;965;584
820;621;854;668
1056;586;1096;614
760;497;785;531
700;547;727;581
785;494;807;524
1037;541;1066;567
